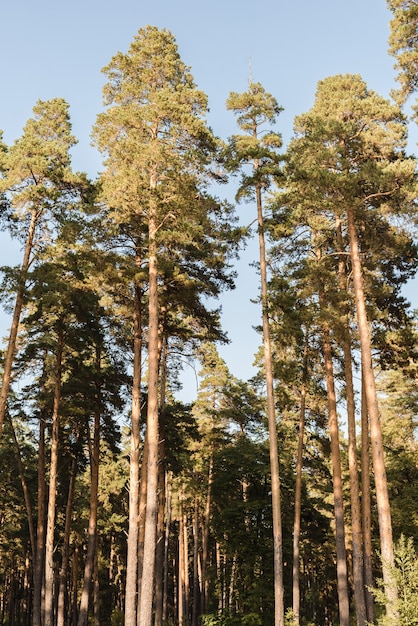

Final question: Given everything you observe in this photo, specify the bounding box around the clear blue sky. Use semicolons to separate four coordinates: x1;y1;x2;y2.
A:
0;0;416;398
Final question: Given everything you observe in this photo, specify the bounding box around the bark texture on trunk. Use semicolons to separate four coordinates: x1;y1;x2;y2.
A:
292;344;308;626
125;286;142;626
44;322;65;626
0;208;40;436
256;178;284;626
78;348;102;626
361;371;375;624
336;216;367;625
138;196;160;626
57;454;78;626
347;206;397;618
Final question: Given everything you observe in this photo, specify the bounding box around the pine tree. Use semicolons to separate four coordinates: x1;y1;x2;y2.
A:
226;81;285;626
92;26;238;626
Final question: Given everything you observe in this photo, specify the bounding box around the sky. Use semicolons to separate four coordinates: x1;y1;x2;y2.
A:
0;0;417;400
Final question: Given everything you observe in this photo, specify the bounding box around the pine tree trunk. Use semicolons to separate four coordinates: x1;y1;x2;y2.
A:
292;343;308;626
138;191;160;626
78;346;102;626
255;178;284;626
153;438;166;626
336;216;367;625
319;302;350;626
93;551;100;626
361;370;375;623
57;453;78;626
7;414;36;563
201;455;213;614
178;497;185;626
125;285;142;626
0;207;40;437
346;206;398;618
44;321;65;626
154;337;167;626
162;473;172;624
191;496;200;626
137;439;148;625
33;407;46;626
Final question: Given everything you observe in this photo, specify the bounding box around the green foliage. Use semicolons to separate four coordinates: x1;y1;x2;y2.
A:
201;612;262;626
371;535;418;625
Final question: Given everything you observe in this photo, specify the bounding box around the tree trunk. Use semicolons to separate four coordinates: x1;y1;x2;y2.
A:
154;336;167;626
292;342;308;625
44;321;65;626
319;297;350;626
162;473;172;624
178;496;186;626
125;285;143;626
191;496;200;626
0;207;40;436
33;404;46;626
201;455;213;614
137;439;148;625
7;414;36;563
153;439;166;626
346;205;397;618
255;177;284;626
78;346;102;626
138;189;160;626
57;452;78;626
336;216;367;625
361;369;375;624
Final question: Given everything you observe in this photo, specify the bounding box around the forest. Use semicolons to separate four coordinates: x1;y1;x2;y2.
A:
0;2;418;626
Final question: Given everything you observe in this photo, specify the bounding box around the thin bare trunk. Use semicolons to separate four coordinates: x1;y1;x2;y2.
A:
191;496;200;626
44;322;65;626
347;206;397;618
162;473;172;623
292;343;308;625
178;497;185;626
93;551;100;626
33;408;46;626
57;453;78;626
138;191;160;626
153;443;166;626
126;285;143;625
7;414;36;562
201;456;213;613
256;177;284;626
321;326;350;626
78;347;102;626
336;216;367;625
361;368;375;623
137;439;148;624
0;208;40;436
154;336;167;626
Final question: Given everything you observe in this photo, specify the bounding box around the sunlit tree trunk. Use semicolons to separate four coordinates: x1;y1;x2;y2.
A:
292;342;308;625
154;336;167;626
347;206;397;618
125;284;143;626
44;321;65;626
138;187;160;626
317;260;350;626
361;369;375;623
256;176;284;626
191;496;200;626
162;473;172;624
0;207;39;437
33;403;46;626
201;455;213;613
336;216;367;625
78;347;102;626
